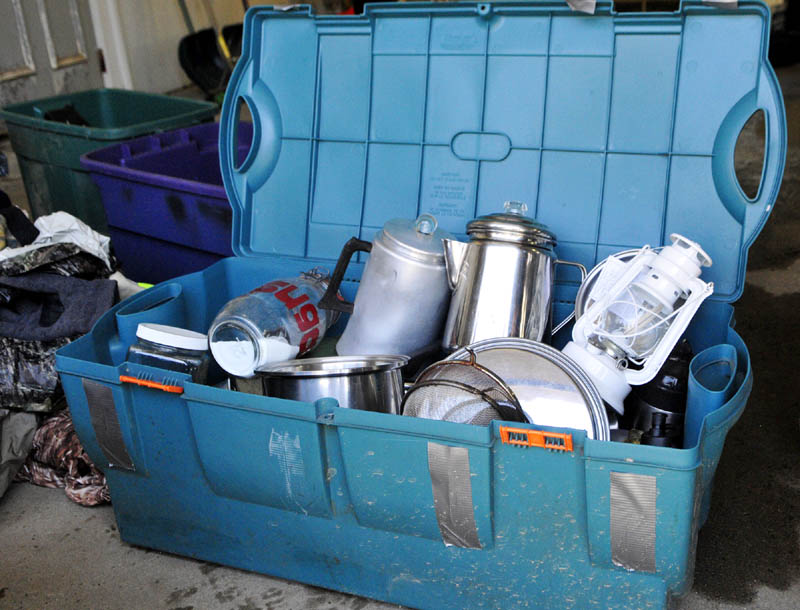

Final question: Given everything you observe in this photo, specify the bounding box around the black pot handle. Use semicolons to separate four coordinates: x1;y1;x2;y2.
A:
318;237;372;315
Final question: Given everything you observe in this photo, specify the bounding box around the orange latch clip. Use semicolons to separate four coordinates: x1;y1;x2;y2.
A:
499;426;573;452
119;375;184;394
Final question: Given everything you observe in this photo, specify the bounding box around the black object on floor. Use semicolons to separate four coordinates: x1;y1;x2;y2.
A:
0;188;39;246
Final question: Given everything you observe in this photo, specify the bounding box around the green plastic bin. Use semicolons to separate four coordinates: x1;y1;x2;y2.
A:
0;89;217;232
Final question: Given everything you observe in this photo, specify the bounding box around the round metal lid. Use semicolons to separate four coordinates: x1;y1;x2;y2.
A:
447;338;609;441
466;201;556;247
257;355;409;377
380;214;453;263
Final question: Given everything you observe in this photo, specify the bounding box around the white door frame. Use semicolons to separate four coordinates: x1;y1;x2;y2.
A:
87;0;133;89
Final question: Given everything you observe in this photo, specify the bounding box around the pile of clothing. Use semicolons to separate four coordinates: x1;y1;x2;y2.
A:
0;189;120;505
14;408;110;505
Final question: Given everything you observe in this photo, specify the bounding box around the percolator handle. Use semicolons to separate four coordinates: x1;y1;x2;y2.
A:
551;260;588;336
318;237;372;315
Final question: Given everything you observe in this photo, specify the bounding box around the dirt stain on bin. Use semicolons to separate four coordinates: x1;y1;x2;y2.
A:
166;194;187;221
198;200;232;225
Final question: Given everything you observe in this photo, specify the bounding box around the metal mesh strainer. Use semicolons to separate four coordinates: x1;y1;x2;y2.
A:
402;349;527;425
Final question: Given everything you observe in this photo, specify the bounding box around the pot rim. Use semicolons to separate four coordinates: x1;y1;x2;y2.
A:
257;355;409;377
447;338;609;441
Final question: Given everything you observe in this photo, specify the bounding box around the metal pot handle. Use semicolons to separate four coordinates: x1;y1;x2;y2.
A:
318;237;372;315
551;260;588;336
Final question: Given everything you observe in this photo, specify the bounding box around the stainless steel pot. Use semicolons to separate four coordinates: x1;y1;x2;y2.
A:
442;201;586;352
319;215;452;358
257;355;408;414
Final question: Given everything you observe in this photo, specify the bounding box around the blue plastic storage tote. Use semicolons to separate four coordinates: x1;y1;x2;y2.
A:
56;2;786;609
81;123;252;283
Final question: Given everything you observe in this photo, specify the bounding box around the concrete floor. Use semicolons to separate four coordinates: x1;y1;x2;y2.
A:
1;64;799;610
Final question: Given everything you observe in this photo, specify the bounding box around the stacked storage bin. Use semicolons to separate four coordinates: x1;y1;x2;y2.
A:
0;89;216;232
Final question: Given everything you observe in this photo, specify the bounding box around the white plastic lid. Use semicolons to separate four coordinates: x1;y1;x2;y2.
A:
210;339;257;377
136;323;208;352
209;336;300;378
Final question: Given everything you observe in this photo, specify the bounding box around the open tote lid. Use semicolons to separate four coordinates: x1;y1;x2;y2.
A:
219;1;786;303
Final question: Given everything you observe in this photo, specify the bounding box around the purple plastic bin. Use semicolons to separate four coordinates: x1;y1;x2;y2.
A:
81;123;252;283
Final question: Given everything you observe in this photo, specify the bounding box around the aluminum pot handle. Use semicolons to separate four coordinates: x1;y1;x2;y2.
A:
551;260;587;336
318;237;372;315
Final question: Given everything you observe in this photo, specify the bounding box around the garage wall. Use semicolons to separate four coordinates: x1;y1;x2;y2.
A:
90;0;280;94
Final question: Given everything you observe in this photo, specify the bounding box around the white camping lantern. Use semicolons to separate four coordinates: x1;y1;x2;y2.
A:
563;234;713;415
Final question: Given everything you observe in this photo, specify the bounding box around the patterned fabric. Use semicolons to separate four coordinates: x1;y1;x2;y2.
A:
0;246;116;412
0;242;112;278
15;410;110;506
0;336;71;411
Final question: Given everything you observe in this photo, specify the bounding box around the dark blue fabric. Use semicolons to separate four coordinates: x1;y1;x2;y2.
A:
0;273;116;341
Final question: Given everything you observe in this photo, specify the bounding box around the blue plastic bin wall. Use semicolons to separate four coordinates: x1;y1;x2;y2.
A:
57;257;751;610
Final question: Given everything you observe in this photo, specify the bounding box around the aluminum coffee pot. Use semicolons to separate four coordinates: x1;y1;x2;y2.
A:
442;201;586;352
320;214;453;358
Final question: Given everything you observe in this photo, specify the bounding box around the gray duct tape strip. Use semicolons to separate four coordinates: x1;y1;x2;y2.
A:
427;442;481;549
566;0;596;15
610;472;656;572
83;379;135;471
686;466;704;579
